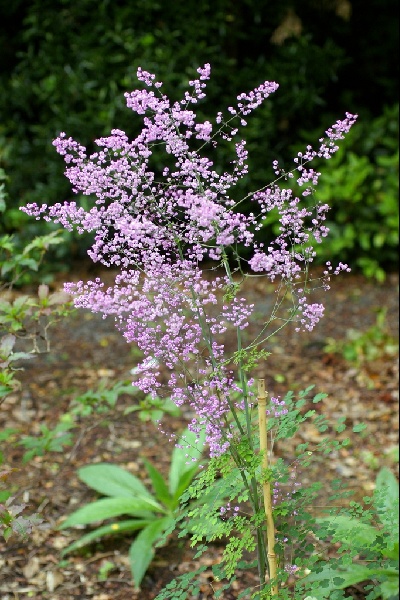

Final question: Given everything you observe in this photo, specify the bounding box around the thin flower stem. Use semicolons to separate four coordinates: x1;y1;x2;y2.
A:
176;244;246;439
222;254;253;441
222;253;269;583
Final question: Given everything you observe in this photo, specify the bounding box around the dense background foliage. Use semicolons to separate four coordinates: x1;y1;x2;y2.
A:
0;0;398;275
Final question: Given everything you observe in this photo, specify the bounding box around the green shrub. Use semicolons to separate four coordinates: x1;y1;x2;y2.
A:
299;104;399;279
1;1;398;274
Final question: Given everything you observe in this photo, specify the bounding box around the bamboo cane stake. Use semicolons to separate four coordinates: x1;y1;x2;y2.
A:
257;378;279;597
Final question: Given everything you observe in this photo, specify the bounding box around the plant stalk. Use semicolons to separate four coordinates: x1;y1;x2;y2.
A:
257;378;279;597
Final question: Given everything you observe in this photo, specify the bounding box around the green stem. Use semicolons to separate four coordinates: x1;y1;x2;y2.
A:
222;253;269;587
221;255;253;440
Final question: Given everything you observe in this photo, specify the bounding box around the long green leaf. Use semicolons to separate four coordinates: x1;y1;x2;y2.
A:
60;497;165;528
169;427;205;496
129;516;174;590
61;518;154;555
78;463;153;499
143;459;172;508
171;465;199;508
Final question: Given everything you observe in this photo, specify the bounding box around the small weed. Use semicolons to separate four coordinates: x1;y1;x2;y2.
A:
324;308;398;366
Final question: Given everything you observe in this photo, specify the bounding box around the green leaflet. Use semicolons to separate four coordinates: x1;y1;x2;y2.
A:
316;515;379;547
305;563;399;596
375;467;399;530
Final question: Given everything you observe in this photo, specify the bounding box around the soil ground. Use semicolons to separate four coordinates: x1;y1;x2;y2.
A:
0;266;398;600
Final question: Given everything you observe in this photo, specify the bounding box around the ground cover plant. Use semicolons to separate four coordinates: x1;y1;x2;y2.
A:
21;64;398;598
60;426;205;590
305;466;399;599
323;308;398;371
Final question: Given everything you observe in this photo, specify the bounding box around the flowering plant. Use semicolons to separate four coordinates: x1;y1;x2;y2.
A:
23;64;359;596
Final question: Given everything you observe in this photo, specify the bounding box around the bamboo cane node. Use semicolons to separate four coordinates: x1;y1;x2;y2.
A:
257;378;268;400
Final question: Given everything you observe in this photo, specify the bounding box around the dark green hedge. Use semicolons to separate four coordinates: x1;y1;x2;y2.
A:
0;0;398;274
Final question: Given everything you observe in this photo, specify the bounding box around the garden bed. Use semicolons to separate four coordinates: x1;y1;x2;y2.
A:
0;266;398;600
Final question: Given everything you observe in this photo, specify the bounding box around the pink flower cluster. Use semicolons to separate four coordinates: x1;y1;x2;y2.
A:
22;64;357;455
267;397;289;418
219;502;240;520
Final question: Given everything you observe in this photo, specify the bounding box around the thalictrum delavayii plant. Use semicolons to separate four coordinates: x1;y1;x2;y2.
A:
22;64;359;596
